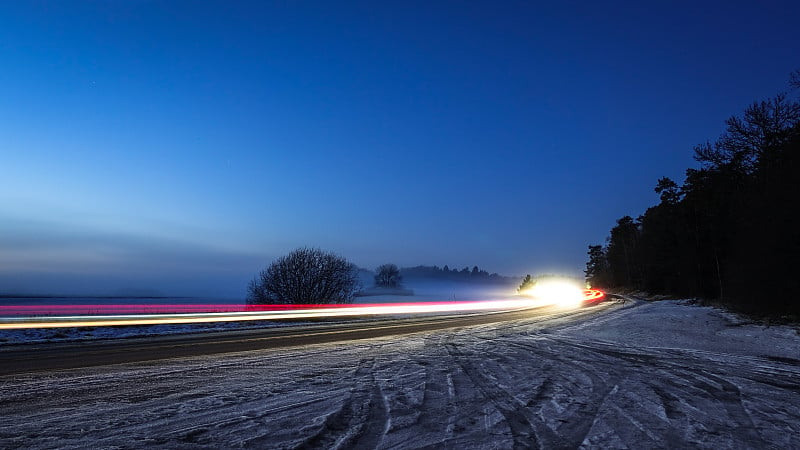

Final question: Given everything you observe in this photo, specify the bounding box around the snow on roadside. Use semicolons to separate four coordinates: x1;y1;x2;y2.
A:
2;299;799;449
563;299;800;361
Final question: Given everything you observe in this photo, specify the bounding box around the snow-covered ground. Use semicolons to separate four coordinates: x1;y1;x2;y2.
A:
1;299;799;449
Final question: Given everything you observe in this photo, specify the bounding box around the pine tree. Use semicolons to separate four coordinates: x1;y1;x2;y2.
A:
518;274;534;292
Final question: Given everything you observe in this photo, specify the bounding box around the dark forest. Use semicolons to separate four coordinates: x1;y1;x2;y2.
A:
586;71;800;315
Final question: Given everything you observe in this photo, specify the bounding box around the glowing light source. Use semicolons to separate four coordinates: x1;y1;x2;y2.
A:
532;280;584;308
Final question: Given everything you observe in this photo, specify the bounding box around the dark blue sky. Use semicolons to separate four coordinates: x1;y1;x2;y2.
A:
1;1;798;296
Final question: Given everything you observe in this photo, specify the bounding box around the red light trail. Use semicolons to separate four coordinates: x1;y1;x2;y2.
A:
0;290;605;329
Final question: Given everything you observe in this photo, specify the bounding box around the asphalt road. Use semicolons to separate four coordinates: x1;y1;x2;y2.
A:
0;304;602;376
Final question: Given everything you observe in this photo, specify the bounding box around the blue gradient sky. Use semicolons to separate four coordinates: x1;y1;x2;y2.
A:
2;1;798;296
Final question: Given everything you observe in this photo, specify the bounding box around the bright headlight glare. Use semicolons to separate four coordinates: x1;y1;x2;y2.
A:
527;279;584;308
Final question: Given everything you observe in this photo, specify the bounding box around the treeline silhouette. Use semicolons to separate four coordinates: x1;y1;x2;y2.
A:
587;71;800;315
400;265;513;284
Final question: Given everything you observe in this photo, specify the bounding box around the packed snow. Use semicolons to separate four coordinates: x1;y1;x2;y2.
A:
1;299;799;449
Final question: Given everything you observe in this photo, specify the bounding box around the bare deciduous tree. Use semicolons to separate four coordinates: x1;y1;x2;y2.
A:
247;248;361;304
694;94;800;173
374;263;402;288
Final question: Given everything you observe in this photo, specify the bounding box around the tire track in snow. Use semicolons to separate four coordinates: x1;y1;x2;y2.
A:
296;358;389;450
662;368;764;446
497;338;621;449
529;335;784;447
648;384;691;446
444;340;566;450
403;336;458;448
352;382;390;449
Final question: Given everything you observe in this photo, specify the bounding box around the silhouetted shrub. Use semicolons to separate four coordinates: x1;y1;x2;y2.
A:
247;248;361;304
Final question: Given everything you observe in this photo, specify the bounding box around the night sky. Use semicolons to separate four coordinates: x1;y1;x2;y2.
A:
2;1;798;297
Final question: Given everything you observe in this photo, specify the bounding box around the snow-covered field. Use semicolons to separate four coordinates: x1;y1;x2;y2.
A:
1;299;799;449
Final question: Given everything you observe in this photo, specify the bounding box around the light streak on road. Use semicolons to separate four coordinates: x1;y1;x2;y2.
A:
583;289;605;301
0;290;604;330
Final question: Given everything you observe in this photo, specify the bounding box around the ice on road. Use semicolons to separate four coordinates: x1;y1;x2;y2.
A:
1;300;799;449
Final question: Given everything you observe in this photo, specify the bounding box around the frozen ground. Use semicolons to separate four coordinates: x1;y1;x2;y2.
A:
1;299;799;449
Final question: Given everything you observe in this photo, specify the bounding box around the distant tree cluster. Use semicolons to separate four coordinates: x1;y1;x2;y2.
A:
587;72;800;315
246;250;519;304
374;263;402;288
400;265;511;284
247;248;361;304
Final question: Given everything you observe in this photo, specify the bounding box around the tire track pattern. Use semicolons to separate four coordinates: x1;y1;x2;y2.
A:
2;302;800;449
444;341;557;449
